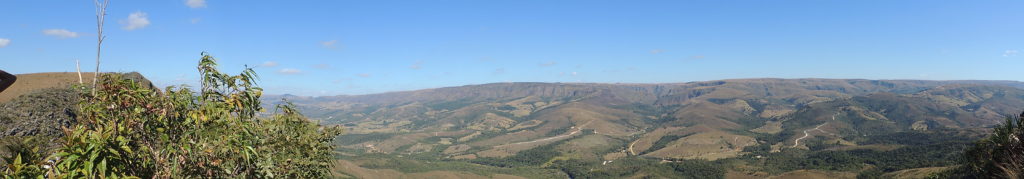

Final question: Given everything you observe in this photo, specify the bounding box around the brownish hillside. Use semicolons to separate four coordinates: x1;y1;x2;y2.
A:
0;72;97;103
0;72;156;104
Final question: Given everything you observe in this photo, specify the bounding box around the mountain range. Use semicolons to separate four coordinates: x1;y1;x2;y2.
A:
264;78;1024;178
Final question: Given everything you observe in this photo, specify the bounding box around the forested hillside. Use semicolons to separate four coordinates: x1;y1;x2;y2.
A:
270;79;1024;178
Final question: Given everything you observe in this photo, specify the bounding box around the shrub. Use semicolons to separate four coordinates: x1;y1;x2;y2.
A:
2;52;342;178
963;113;1024;178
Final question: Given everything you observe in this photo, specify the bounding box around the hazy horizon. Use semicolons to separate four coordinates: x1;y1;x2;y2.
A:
264;77;1024;97
2;0;1022;96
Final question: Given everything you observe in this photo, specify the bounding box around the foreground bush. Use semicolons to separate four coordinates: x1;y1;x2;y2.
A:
963;112;1024;178
2;52;342;178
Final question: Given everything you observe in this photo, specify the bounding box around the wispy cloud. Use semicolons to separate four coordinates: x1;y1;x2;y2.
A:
0;38;9;48
190;18;202;24
410;60;424;70
492;68;506;75
1004;50;1019;57
312;64;331;69
332;78;352;84
356;73;372;78
277;68;303;75
538;61;557;67
320;40;339;48
690;55;705;59
185;0;207;8
258;61;279;67
650;49;664;54
42;29;79;39
121;11;151;31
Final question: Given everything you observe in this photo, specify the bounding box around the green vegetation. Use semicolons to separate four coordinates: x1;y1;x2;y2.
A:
497;105;517;111
425;100;477;111
548;157;725;179
471;141;563;167
642;135;685;154
742;132;973;175
962;114;1024;178
545;126;571;137
464;133;728;178
667;159;727;179
860;131;975;145
1;53;342;178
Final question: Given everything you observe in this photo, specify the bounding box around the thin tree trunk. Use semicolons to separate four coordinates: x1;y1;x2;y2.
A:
76;59;83;84
93;0;109;93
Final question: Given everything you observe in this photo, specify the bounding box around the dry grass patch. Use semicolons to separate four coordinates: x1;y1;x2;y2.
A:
767;169;856;179
881;166;953;179
0;72;98;103
644;130;757;160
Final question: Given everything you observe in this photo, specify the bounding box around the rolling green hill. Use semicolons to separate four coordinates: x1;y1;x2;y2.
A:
266;79;1024;178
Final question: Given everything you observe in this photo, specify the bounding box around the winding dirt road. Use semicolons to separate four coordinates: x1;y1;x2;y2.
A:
628;137;640;155
503;120;595;146
792;113;837;148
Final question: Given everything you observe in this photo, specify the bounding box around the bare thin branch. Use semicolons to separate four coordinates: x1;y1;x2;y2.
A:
76;59;83;84
93;0;109;93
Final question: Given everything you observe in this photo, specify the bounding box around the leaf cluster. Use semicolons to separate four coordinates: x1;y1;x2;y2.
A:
2;52;342;178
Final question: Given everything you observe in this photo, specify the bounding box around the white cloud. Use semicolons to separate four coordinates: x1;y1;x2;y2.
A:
357;73;372;78
277;68;303;75
410;60;423;70
258;61;279;67
320;40;338;48
120;11;151;31
0;38;9;48
539;61;557;67
190;18;202;24
42;29;79;38
185;0;207;8
1004;50;1019;57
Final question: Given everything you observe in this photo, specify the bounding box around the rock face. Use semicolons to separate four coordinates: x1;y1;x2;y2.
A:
0;72;155;162
0;88;81;168
0;88;79;138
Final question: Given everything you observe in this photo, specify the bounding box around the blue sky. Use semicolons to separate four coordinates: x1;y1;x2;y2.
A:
1;0;1022;95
